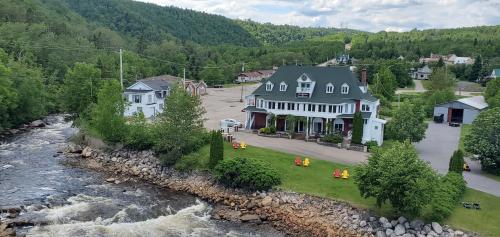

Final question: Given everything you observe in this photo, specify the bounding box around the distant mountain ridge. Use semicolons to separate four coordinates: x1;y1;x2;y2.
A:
62;0;354;47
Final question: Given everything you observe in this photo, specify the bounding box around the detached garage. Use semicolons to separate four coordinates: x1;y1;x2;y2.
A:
433;96;488;124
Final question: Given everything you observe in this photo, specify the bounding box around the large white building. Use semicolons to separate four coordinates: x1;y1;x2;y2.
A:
244;66;386;145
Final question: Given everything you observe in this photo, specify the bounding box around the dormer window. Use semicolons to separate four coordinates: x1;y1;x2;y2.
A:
279;82;287;91
341;83;349;94
326;83;334;93
266;81;274;91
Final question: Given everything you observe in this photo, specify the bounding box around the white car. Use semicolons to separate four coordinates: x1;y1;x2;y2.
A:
220;118;242;128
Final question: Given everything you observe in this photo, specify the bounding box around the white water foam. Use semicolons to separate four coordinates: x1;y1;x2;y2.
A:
27;199;234;237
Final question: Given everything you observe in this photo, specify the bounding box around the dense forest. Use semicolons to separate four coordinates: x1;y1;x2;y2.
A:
0;0;499;133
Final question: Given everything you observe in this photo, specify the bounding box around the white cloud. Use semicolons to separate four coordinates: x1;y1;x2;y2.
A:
136;0;500;32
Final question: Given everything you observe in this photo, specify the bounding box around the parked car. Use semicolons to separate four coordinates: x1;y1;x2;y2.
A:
220;118;242;128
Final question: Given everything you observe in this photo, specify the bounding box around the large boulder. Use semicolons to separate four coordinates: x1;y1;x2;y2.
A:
394;224;406;235
261;196;273;207
30;120;45;128
376;230;387;237
431;222;443;234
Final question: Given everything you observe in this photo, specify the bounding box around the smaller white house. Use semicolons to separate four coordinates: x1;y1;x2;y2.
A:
411;65;433;80
124;76;177;118
454;57;474;65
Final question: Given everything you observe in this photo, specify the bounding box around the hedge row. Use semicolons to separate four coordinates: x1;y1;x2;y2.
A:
214;157;281;191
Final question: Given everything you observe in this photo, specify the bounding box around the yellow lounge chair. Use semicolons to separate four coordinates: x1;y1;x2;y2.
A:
303;158;310;167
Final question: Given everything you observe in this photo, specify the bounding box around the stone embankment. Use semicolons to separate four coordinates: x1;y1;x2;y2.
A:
61;143;475;237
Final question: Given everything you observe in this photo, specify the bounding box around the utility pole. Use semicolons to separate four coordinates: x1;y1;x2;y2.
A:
295;59;298;66
119;49;123;90
240;62;244;102
183;67;186;89
282;59;285;66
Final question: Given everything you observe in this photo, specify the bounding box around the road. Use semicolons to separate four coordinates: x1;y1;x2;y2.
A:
396;80;426;94
415;122;500;197
233;132;368;165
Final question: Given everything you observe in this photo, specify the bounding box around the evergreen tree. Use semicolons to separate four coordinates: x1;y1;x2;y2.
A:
436;57;445;67
448;150;464;174
469;55;482;82
209;130;224;169
352;111;363;144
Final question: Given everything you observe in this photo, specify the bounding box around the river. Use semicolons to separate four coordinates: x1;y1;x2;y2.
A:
0;116;283;237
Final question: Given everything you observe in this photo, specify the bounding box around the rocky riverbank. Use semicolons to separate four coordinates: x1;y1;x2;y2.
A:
54;141;476;237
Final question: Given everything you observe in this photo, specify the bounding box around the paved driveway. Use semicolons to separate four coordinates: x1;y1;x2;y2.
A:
415;123;500;197
234;132;368;165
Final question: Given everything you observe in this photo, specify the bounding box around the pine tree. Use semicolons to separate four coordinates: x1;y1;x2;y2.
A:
352;111;363;144
448;150;464;174
469;55;482;82
209;130;224;169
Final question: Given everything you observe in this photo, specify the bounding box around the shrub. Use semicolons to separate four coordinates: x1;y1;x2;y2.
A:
322;133;343;144
209;130;224;169
364;140;379;152
448;150;464;174
431;173;467;221
269;126;276;134
214;157;281;191
125;112;154;150
258;127;275;134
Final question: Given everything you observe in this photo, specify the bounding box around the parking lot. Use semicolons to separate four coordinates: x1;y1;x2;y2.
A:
202;84;259;130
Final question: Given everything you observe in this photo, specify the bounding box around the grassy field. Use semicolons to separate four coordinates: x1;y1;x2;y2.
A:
177;142;500;236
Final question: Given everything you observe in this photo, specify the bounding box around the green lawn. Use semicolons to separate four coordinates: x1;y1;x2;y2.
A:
446;189;500;237
177;142;500;236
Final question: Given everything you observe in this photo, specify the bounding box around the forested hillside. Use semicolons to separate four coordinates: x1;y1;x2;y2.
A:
64;0;261;47
348;26;500;60
1;0;499;134
236;20;355;45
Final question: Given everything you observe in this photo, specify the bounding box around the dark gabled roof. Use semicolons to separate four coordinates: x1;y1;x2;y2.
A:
138;75;182;91
251;66;377;104
243;106;267;113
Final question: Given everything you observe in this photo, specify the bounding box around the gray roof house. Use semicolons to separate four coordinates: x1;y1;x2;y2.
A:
243;66;387;145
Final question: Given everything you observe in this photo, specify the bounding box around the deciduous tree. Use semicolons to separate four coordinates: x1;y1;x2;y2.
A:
464;108;500;174
155;85;207;166
386;101;427;142
90;80;127;142
354;141;437;216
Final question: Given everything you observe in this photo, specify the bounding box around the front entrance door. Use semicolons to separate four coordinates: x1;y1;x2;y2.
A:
313;118;323;134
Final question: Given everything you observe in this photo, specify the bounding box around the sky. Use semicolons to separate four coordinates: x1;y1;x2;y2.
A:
136;0;500;32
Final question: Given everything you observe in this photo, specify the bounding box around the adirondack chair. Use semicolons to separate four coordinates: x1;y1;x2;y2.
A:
303;158;310;167
341;169;349;179
240;142;247;149
232;142;239;149
294;157;302;166
333;169;341;178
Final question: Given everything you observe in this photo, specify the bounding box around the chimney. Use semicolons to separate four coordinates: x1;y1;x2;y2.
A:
361;68;367;86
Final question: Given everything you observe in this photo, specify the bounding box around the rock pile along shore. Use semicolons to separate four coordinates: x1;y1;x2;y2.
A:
59;143;475;237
